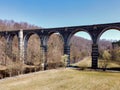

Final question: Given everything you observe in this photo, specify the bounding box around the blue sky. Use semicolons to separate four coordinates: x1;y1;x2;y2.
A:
0;0;120;40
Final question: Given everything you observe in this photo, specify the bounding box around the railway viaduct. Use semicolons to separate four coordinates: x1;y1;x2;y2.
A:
0;22;120;69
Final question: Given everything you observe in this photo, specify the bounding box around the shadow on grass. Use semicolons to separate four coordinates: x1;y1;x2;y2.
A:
69;65;91;70
102;67;120;71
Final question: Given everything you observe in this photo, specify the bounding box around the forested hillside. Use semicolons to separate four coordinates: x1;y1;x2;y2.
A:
0;19;39;30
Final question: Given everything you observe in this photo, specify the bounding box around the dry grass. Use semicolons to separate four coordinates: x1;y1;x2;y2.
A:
74;57;120;68
74;57;92;67
0;68;120;90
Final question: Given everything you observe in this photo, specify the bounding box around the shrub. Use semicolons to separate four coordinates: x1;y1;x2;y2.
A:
61;54;69;67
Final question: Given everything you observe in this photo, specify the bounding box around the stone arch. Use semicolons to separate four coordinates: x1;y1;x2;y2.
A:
97;26;120;44
97;26;120;69
7;33;18;43
67;29;92;64
47;31;64;69
46;31;64;45
6;33;19;62
67;28;93;46
24;32;41;48
6;33;19;51
24;32;41;65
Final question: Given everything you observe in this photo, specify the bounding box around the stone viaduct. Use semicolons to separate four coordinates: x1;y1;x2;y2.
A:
0;22;120;69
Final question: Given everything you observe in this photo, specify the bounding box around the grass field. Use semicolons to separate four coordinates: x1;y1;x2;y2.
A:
0;68;120;90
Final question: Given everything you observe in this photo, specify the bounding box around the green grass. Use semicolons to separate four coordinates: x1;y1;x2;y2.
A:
0;68;120;90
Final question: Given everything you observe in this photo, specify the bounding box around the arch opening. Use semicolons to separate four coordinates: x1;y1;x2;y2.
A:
47;32;64;44
47;32;64;69
67;29;92;46
5;34;20;64
97;26;120;44
26;33;41;67
69;31;92;68
98;29;120;70
12;35;19;62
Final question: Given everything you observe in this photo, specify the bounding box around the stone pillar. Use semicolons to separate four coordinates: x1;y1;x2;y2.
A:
40;45;47;70
64;45;70;67
91;44;99;69
19;29;24;63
